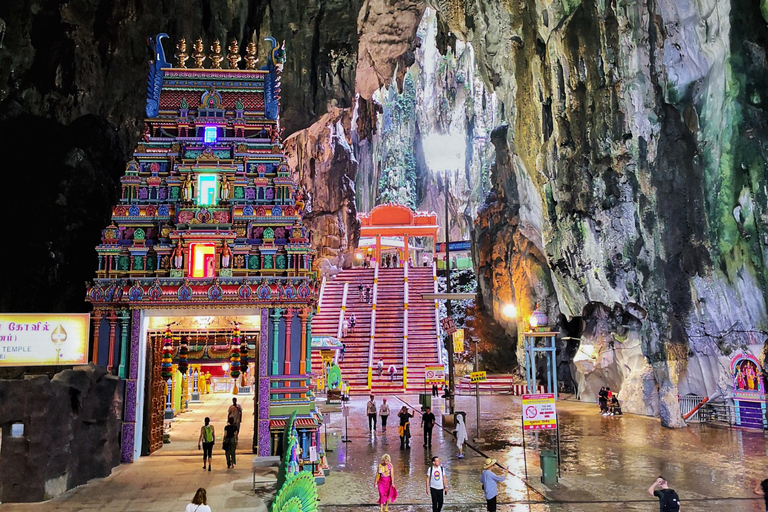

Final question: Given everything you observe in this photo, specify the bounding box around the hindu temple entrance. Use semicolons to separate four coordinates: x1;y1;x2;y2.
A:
138;311;263;456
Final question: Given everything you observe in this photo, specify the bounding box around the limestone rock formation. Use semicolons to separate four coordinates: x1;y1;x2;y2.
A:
0;366;122;502
285;108;361;275
464;0;768;426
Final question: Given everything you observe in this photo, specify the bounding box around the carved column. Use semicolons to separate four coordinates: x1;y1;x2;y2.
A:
107;311;118;373
270;308;283;384
117;310;130;378
91;310;104;365
298;309;309;375
305;310;314;381
283;309;293;376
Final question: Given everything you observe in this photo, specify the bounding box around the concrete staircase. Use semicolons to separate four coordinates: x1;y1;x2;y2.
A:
405;266;441;389
311;268;374;392
312;265;441;395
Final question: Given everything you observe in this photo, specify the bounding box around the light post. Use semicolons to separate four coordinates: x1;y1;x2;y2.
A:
422;133;465;416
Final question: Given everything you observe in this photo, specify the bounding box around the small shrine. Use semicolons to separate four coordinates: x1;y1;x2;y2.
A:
730;352;766;429
85;33;322;465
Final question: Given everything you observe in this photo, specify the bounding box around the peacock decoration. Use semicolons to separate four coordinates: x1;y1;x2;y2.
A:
161;326;174;379
327;363;342;391
271;411;318;512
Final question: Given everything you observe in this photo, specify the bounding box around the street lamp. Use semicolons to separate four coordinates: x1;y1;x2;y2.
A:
422;133;465;416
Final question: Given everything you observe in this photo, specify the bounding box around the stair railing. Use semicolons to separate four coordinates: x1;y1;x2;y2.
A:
336;282;349;350
433;262;442;365
317;275;327;314
367;263;379;390
402;264;408;389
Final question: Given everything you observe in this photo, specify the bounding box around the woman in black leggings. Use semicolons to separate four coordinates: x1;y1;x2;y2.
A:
197;416;216;471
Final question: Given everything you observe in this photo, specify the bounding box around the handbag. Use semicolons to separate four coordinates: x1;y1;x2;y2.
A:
222;438;231;450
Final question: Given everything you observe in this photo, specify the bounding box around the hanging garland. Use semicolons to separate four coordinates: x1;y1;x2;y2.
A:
178;336;189;375
161;327;174;379
239;334;249;386
230;324;241;379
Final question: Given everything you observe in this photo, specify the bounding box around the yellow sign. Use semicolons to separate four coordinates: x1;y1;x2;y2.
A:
453;328;464;353
425;366;446;383
522;393;557;431
470;371;487;383
0;314;90;366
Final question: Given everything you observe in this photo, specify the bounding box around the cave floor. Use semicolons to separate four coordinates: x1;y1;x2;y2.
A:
3;393;767;511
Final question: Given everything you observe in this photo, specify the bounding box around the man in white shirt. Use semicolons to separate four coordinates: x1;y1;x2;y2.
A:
377;359;384;376
426;456;448;512
379;398;390;431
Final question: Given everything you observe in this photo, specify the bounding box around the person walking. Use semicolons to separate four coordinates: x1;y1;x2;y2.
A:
377;359;384;376
349;314;357;332
228;397;243;430
455;414;467;458
422;253;430;267
342;317;349;338
480;458;507;512
388;364;397;382
359;283;364;302
426;456;448;512
223;416;238;468
197;417;215;471
185;488;212;512
647;476;680;512
398;406;414;449
367;395;378;432
366;285;372;304
432;383;439;397
380;398;391;431
422;406;436;448
340;342;346;362
375;453;398;512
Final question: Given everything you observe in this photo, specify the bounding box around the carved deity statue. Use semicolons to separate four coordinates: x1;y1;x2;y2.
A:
172;243;184;269
175;38;189;68
244;40;258;70
220;178;230;202
181;173;192;201
221;243;232;268
209;39;224;69
192;38;206;68
226;39;241;69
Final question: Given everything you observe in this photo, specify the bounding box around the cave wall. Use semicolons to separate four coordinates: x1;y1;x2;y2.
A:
462;0;768;425
0;366;123;503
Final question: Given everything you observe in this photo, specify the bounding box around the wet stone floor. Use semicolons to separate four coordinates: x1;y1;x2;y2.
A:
2;392;768;511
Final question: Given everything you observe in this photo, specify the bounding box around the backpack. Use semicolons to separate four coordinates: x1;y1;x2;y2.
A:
660;489;680;512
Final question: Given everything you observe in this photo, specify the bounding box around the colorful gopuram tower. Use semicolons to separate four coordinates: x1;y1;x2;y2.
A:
85;33;321;463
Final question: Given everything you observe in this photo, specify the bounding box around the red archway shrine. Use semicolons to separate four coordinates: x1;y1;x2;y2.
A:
358;204;439;265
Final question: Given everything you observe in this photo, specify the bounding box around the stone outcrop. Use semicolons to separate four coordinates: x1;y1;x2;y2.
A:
0;366;123;502
464;0;768;426
285;108;361;275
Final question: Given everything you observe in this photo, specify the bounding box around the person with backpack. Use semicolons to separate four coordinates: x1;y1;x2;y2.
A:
197;417;215;471
647;476;680;512
426;456;448;512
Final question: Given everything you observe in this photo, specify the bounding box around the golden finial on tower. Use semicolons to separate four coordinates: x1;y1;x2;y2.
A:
245;40;258;70
209;39;224;69
175;38;189;68
227;39;241;69
192;38;206;68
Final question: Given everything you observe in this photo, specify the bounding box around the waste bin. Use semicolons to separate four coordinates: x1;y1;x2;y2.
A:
539;450;558;485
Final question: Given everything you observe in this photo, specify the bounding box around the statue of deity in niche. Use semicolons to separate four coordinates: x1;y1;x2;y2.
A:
172;243;184;269
220;178;230;202
221;244;232;268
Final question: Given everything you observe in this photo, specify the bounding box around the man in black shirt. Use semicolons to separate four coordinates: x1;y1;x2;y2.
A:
422;406;436;448
647;476;680;512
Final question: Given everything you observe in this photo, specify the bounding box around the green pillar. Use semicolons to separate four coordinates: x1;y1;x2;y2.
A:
117;309;130;379
271;308;283;385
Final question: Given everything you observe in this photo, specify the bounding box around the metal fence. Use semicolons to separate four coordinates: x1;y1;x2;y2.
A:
679;394;766;429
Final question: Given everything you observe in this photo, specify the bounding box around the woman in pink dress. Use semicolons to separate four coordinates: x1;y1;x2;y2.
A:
375;453;397;512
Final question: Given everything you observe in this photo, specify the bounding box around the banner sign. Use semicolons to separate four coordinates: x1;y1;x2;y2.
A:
440;317;456;335
425;366;446;383
470;371;487;383
436;241;472;252
0;314;90;366
452;328;464;352
521;393;557;431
